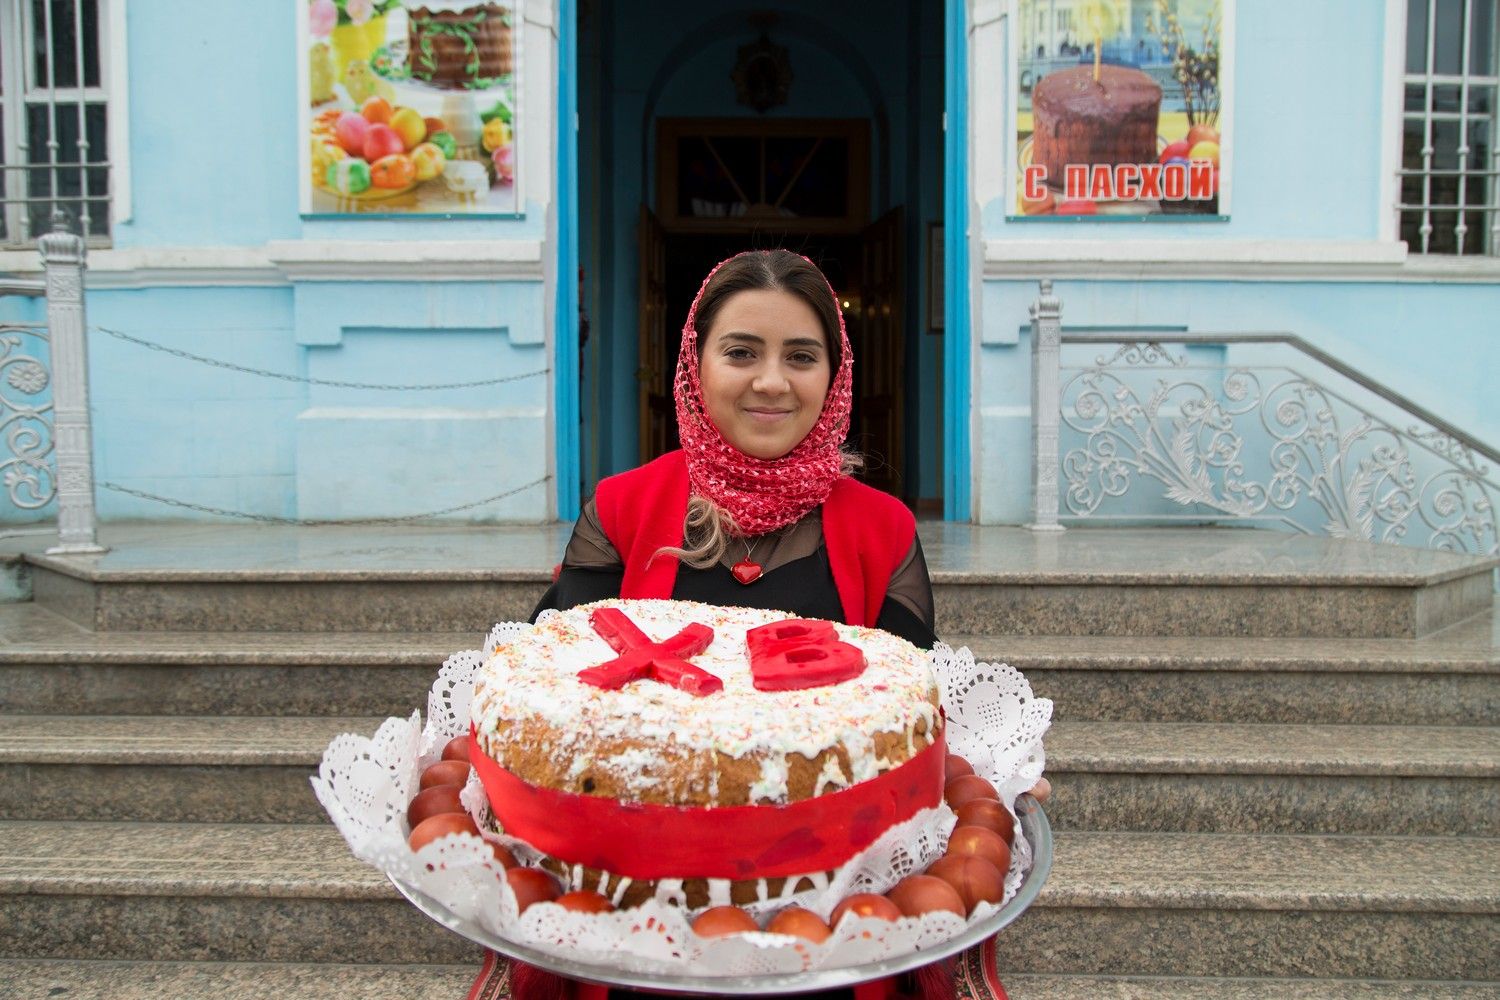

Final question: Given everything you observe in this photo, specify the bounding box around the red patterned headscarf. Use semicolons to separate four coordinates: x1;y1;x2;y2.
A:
673;250;855;536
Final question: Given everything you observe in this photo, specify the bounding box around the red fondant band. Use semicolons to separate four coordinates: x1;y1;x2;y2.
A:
470;723;945;880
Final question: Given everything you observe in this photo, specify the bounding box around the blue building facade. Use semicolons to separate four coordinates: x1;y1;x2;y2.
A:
1;0;1496;531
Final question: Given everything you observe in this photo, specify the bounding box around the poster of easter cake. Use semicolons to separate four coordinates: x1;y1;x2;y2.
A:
299;0;521;216
1010;0;1229;219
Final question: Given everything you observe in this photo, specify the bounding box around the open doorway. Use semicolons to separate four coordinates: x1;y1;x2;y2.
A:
578;0;945;511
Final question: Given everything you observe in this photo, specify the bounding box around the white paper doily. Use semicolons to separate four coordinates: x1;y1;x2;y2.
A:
311;626;1051;977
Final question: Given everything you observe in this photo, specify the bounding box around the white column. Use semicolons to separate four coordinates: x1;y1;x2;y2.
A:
40;219;106;554
1028;278;1064;531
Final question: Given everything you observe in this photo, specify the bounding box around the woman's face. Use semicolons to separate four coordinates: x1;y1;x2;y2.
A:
699;288;832;461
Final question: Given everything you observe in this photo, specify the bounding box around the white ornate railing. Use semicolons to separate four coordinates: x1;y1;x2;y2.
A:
1028;280;1500;561
0;216;103;551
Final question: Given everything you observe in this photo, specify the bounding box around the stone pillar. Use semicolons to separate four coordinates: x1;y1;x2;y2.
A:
39;218;106;554
1028;279;1065;532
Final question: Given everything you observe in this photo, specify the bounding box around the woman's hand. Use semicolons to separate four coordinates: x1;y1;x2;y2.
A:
1027;777;1051;804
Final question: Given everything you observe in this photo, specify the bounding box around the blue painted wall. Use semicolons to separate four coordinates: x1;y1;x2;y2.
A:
976;0;1500;525
6;0;1498;531
1;0;554;525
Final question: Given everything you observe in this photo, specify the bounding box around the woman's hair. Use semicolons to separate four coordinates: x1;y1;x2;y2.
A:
690;250;843;371
659;250;861;570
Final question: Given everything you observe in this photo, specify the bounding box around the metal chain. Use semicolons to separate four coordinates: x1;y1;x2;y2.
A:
98;476;550;525
93;326;549;391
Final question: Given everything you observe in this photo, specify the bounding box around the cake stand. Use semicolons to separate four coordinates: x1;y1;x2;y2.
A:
390;794;1052;996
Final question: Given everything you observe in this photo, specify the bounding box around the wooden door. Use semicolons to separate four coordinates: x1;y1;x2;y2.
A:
637;204;671;465
853;208;905;497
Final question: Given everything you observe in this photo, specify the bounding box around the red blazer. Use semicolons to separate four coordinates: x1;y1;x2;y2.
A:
593;451;914;627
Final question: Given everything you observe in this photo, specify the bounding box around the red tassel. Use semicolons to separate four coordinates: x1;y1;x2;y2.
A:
510;962;571;1000
913;958;956;1000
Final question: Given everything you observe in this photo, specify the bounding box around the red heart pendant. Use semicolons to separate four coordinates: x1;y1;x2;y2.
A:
731;559;763;585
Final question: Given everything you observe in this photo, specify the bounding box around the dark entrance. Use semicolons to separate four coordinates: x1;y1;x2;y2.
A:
638;118;906;496
578;1;946;509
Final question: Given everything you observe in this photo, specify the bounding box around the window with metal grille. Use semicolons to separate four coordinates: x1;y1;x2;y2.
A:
1402;0;1500;255
0;0;110;247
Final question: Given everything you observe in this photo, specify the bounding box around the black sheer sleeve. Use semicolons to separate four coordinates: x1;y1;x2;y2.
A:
875;596;938;648
528;500;626;621
529;566;626;621
884;536;935;634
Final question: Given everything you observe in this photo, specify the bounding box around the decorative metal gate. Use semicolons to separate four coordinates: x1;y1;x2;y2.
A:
1029;280;1499;560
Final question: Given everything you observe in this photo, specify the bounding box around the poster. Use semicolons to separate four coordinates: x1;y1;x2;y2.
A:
299;0;522;216
1010;0;1229;219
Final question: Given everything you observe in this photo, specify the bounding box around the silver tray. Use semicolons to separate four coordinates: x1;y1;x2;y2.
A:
391;794;1052;995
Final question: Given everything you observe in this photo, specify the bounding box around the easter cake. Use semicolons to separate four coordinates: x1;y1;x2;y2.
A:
1031;64;1162;188
406;2;513;89
469;598;945;909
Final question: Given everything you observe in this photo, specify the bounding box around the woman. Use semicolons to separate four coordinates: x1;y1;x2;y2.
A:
533;249;935;647
513;249;1043;1000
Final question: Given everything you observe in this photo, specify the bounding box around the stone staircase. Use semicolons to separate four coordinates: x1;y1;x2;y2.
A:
1;523;1497;998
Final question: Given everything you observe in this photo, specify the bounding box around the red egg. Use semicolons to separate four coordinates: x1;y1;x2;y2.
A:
420;759;471;790
362;123;406;163
556;890;615;914
506;867;561;913
334;112;370;156
944;774;998;809
406;784;465;829
947;825;1012;875
943;753;974;781
442;735;471;762
954;797;1015;846
691;905;759;937
765;906;831;943
925;854;1005;914
1158;139;1192;164
886;875;966;918
407;812;479;852
830;893;902;927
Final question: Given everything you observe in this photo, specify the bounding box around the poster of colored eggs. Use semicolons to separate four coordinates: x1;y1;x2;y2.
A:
298;0;522;216
1010;0;1230;219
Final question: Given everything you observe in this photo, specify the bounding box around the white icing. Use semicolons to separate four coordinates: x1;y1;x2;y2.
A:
472;599;941;805
813;755;847;796
654;879;687;907
749;755;790;803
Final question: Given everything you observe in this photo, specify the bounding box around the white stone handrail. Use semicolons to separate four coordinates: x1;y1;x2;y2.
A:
38;218;105;554
1027;280;1500;561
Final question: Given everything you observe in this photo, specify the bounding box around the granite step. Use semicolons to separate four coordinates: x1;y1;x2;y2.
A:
1002;975;1500;998
3;822;1496;979
953;608;1500;725
0;603;468;716
1043;721;1500;836
0;959;479;1000
4;602;1497;723
5;715;1494;834
0;821;478;964
0;715;381;823
22;524;1497;638
990;830;1499;981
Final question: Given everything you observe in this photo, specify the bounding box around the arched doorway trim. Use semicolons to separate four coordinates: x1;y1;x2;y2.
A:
636;9;892;211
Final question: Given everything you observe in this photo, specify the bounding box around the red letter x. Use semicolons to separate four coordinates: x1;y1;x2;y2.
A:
576;607;723;696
